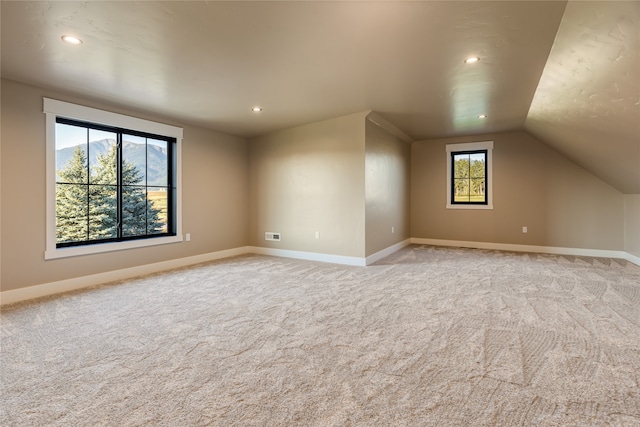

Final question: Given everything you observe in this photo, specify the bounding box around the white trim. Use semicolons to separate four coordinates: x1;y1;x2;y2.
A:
2;245;370;305
3;242;638;305
43;98;183;139
45;235;184;260
46;110;57;250
445;141;494;153
251;240;412;266
365;239;411;265
43;98;184;259
1;247;251;305
410;238;638;265
446;141;493;210
623;251;640;266
248;246;367;266
445;203;494;210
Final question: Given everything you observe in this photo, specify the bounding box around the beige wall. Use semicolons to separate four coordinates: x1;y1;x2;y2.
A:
625;195;640;258
364;118;411;256
1;78;633;295
0;79;249;292
249;112;367;257
411;131;625;250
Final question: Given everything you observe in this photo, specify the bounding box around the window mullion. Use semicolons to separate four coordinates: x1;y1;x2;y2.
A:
467;155;472;201
168;137;175;235
450;152;455;204
484;152;488;204
145;138;149;236
117;133;123;239
85;127;90;242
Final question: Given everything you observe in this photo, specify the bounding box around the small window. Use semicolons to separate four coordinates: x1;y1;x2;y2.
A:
446;141;493;209
451;150;487;204
45;98;183;259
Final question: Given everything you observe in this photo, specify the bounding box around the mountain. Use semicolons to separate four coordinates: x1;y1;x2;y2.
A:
56;139;169;186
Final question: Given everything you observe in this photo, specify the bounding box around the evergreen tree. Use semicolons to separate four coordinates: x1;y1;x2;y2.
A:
89;146;118;240
453;157;470;201
470;158;486;197
56;144;164;244
56;146;89;243
119;153;148;236
453;155;486;201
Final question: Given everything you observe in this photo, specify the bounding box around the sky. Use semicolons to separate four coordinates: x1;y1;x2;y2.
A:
55;123;166;149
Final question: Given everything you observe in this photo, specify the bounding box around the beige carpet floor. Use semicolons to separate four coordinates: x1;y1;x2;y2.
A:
1;245;639;426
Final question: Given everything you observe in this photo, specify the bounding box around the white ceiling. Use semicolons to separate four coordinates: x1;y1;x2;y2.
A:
2;1;638;193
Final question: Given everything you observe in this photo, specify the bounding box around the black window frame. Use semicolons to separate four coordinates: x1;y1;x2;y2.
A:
55;117;177;248
450;149;489;206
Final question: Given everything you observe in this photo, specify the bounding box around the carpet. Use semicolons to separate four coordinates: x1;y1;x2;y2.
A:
1;245;639;426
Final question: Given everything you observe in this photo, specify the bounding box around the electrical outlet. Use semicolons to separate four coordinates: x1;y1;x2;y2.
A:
315;231;320;239
185;233;191;241
522;226;528;233
392;226;395;233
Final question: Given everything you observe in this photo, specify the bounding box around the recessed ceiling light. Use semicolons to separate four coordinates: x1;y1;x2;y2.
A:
464;56;480;64
478;114;487;119
251;107;262;113
61;35;82;45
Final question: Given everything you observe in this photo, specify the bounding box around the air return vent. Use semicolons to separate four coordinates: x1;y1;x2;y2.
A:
265;232;281;241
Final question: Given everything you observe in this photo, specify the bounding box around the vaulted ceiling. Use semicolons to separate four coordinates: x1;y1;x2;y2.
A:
1;1;638;193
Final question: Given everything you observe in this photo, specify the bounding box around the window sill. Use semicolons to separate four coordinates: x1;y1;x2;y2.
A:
45;235;184;260
446;203;494;210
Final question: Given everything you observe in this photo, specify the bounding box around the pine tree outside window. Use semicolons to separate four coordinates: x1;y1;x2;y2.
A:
446;141;494;210
451;150;487;204
44;98;183;259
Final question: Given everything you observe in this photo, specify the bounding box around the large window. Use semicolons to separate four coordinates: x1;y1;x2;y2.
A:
55;118;175;246
45;98;183;259
446;141;493;209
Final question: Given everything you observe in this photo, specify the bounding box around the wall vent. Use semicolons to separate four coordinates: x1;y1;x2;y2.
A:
265;232;281;241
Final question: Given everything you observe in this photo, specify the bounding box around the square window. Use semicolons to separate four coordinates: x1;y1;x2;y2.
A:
45;98;183;259
53;117;176;247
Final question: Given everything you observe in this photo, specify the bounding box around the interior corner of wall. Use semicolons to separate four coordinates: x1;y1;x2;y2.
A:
365;112;413;144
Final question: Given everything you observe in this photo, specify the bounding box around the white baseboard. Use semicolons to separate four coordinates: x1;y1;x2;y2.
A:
3;240;637;306
249;239;412;267
0;241;412;305
0;246;251;306
248;246;367;266
410;238;640;266
623;251;640;266
366;239;412;265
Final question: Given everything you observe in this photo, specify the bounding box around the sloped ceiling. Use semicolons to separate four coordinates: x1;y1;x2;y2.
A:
525;1;640;194
1;1;638;193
